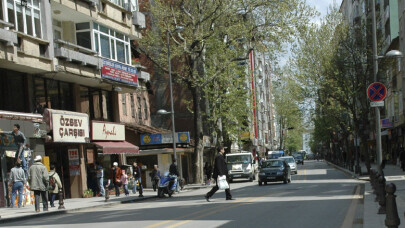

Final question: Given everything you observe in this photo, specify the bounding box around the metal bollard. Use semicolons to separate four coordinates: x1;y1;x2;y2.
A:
105;185;110;202
385;183;400;228
58;188;65;209
378;175;387;214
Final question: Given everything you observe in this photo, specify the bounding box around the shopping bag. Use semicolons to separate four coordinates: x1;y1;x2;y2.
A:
218;175;229;190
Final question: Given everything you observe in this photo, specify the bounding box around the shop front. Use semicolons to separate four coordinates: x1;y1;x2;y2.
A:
43;109;90;199
0;111;45;207
88;121;139;194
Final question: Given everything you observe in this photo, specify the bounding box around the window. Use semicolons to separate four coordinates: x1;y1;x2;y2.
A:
143;98;148;120
101;2;106;13
137;97;141;120
130;94;135;118
33;78;74;113
80;86;112;121
93;22;131;64
39;43;47;57
76;22;91;50
122;94;127;116
6;0;42;38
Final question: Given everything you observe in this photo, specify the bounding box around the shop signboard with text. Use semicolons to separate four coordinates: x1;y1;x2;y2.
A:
91;121;125;141
140;132;190;145
68;149;80;176
101;59;139;86
51;111;89;143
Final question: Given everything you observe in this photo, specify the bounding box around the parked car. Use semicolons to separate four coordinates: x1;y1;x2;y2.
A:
294;155;304;165
258;159;291;186
280;156;298;174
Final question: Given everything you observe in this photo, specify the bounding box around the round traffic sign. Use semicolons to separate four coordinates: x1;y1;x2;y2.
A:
367;82;387;102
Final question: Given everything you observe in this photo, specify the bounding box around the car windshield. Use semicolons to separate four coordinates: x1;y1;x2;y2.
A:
282;158;295;163
261;160;283;168
226;155;252;164
296;156;302;159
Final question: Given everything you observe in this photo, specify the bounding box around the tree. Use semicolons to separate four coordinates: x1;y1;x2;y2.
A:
138;0;316;183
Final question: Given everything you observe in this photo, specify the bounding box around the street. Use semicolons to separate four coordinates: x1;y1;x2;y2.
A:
2;161;364;228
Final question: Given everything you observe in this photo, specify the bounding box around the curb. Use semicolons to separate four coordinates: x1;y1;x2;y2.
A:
0;195;156;224
326;161;366;180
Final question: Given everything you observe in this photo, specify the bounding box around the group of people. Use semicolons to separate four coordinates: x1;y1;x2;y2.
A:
4;124;62;212
10;155;62;212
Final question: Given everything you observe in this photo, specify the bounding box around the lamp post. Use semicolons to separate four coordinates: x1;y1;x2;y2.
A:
159;26;184;162
371;0;403;174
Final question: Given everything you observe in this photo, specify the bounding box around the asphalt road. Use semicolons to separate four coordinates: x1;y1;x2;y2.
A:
2;160;364;228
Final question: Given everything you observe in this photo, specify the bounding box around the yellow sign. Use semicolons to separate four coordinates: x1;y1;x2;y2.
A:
179;133;188;142
143;135;151;144
42;156;50;171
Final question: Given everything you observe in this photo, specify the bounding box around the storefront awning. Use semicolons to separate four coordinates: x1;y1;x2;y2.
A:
94;141;139;154
126;147;194;156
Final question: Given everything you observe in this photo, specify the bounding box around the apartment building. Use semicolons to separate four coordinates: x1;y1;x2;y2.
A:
0;0;148;205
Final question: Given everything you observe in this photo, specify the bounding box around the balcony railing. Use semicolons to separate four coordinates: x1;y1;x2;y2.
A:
54;39;102;69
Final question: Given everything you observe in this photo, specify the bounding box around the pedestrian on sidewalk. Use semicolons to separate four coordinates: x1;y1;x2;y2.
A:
29;155;49;212
132;162;143;197
204;162;212;185
0;124;28;176
205;146;233;202
169;159;180;192
108;162;122;197
400;147;405;172
9;160;26;208
48;164;62;207
121;169;129;196
95;162;104;197
149;164;160;192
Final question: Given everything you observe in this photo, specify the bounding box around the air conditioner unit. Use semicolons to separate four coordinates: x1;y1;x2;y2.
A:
132;12;146;28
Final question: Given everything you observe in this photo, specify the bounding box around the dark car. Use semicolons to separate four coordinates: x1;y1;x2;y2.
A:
258;159;291;186
294;155;304;165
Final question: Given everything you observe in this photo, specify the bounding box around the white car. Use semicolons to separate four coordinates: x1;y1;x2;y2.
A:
280;156;298;174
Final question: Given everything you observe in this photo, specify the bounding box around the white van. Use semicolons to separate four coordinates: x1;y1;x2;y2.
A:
226;152;257;182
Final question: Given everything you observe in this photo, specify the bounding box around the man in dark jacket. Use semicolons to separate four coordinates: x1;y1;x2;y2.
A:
132;162;143;197
205;146;233;201
169;159;180;192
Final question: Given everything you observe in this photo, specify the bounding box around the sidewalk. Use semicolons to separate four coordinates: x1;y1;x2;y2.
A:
0;184;209;224
327;161;405;227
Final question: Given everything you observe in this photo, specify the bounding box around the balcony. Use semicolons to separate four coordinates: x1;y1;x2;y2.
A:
54;39;102;69
132;11;146;28
0;20;17;46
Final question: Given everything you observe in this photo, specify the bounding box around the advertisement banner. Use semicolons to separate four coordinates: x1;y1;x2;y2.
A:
0;134;17;149
381;118;393;129
140;132;190;145
68;149;80;176
101;58;139;86
52;112;89;143
91;121;125;141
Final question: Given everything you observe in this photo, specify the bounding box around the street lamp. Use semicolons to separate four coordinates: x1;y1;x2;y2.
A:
162;26;184;163
371;0;403;174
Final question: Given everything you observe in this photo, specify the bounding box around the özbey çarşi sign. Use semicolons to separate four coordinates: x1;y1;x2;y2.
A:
52;113;89;143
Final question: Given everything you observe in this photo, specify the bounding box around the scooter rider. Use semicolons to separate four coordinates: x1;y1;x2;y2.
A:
169;159;179;192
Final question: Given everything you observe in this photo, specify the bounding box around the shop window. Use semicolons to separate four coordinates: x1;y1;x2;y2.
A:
122;93;127;116
143;98;148;120
137;96;141;120
33;78;74;113
130;93;135;118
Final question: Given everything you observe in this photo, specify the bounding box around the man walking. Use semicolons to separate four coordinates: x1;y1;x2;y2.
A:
205;146;233;202
150;164;160;192
132;162;143;197
48;164;62;207
9;161;26;208
29;155;49;212
169;159;180;192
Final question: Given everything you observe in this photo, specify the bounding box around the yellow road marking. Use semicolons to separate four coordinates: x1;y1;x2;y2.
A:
340;184;362;228
144;197;249;228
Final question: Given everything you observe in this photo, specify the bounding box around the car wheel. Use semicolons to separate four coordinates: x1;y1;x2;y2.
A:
258;181;262;186
249;176;253;182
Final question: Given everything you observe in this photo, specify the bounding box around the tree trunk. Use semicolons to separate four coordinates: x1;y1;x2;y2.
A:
191;85;204;184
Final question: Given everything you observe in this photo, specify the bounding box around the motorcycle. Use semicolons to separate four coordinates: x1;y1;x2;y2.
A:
158;172;177;198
